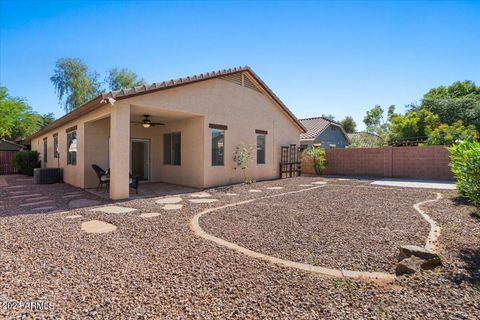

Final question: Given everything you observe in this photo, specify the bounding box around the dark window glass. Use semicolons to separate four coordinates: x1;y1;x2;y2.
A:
43;139;47;163
172;132;181;165
67;131;77;165
163;134;172;164
164;132;181;165
211;129;225;166
53;136;58;158
257;134;266;164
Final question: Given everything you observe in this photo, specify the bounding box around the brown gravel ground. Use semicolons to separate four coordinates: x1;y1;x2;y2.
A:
0;176;479;319
201;184;433;273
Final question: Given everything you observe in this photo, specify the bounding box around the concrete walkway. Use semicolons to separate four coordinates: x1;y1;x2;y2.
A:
371;178;455;190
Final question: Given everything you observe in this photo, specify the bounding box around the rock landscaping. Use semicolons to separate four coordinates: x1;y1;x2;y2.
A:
0;175;478;319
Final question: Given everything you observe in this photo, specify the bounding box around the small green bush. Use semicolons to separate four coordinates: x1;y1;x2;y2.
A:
11;151;40;176
449;140;480;207
302;147;327;175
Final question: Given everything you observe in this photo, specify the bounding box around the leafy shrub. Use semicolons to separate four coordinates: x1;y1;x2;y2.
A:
302;147;327;175
427;120;478;146
449;140;480;207
11;151;40;176
233;143;255;184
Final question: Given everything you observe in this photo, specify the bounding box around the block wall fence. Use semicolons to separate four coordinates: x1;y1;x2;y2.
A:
301;146;453;180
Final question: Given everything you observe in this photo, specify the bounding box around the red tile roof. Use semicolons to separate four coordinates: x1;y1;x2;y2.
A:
28;66;305;140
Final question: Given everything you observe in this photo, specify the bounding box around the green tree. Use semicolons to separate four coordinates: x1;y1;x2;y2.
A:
390;109;440;143
40;113;56;129
321;114;335;121
426;121;478;146
50;58;102;113
0;85;42;141
340;116;356;133
363;105;395;140
106;68;145;91
420;80;480;131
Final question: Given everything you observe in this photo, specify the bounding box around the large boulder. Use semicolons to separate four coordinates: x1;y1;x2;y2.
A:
396;245;442;275
398;245;439;261
396;256;423;275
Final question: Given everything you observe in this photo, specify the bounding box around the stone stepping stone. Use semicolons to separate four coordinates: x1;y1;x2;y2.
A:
298;184;313;187
139;212;160;218
66;214;83;219
20;200;54;207
226;193;238;196
249;189;262;193
189;192;212;198
163;204;183;210
6;185;26;189
31;206;56;212
189;198;219;204
92;206;137;214
311;181;327;185
9;190;29;195
62;194;82;199
69;198;101;208
81;220;117;234
7;193;42;199
155;197;182;204
266;187;284;190
26;196;50;202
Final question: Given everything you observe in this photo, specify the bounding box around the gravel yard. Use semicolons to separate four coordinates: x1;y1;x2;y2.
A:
1;176;479;319
201;184;433;273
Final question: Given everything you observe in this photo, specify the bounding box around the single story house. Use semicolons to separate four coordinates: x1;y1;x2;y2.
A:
29;67;305;199
299;117;349;149
0;139;26;151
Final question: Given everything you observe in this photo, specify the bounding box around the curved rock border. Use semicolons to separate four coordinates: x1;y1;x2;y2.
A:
190;185;396;283
414;192;442;252
190;185;443;283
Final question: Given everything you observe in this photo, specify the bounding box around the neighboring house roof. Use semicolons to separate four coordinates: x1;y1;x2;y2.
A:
347;132;384;147
299;117;349;142
0;139;25;151
28;66;305;140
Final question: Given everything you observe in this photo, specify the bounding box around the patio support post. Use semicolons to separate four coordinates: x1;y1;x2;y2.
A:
109;103;130;199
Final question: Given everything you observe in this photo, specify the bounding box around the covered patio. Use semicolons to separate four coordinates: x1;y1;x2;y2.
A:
83;103;205;200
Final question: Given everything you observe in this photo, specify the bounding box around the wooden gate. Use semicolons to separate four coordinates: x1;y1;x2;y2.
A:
0;151;18;174
279;144;301;178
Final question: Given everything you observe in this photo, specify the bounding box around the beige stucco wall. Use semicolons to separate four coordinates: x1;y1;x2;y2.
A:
32;105;112;188
32;71;302;192
115;74;302;188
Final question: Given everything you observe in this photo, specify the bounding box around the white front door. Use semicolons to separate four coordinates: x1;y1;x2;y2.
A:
130;139;150;181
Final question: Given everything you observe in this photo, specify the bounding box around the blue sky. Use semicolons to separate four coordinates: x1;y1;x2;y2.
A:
1;1;479;130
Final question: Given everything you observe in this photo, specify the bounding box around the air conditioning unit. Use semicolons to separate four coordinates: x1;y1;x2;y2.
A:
33;168;63;184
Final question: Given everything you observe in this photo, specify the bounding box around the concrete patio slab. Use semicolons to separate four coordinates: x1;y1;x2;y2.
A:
92;206;137;214
139;212;160;218
26;196;50;202
81;220;117;234
69;198;102;208
62;194;83;199
155;197;183;204
31;206;57;212
371;178;456;190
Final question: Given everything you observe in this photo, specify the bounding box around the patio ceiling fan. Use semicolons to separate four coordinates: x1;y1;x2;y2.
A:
131;115;164;128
